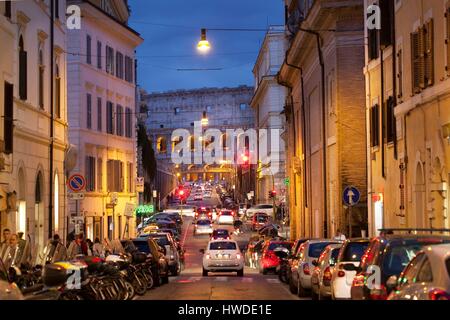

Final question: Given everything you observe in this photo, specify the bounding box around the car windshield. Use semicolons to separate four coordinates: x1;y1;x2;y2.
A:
132;241;150;254
209;242;237;250
341;242;369;262
382;243;425;277
309;242;336;258
148;235;170;247
268;243;292;251
197;220;211;225
330;248;340;265
221;211;232;216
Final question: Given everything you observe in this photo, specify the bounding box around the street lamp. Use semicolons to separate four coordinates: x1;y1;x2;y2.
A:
197;28;211;53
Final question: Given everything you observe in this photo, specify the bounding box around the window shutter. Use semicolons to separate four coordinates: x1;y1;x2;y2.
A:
424;19;434;86
4;82;14;154
397;49;403;99
411;31;422;93
120;161;124;192
19;50;27;100
107;160;113;192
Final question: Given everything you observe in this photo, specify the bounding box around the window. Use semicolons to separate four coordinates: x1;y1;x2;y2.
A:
116;105;123;136
107;159;124;192
160;124;164;129
4;1;11;19
209;241;237;250
370;104;380;147
86;94;92;129
106;101;114;134
116;51;124;79
86;35;91;65
239;103;247;111
124;56;133;83
125;107;132;138
19;36;27;101
397;48;403;99
85;156;96;192
368;27;379;61
97;41;102;69
53;0;59;19
386;97;395;143
127;162;133;193
97;97;102;132
3;82;13;154
206;105;212;112
411;20;434;94
55;63;61;118
38;47;44;109
380;0;394;47
416;257;433;283
97;158;103;191
174;107;180;115
106;46;114;74
157;136;167;154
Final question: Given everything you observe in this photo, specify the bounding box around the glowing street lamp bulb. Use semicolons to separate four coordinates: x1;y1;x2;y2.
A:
197;28;211;53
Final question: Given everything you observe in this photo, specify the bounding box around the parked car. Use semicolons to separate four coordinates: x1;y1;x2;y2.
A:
251;212;270;231
217;210;235;225
166;205;196;217
201;240;244;277
387;243;450;300
331;238;370;300
311;243;342;300
246;204;274;219
259;240;293;275
211;229;231;240
291;239;343;297
351;232;450;300
143;232;181;276
194;219;214;236
284;239;310;286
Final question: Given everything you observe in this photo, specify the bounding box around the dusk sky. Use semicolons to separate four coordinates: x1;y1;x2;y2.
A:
128;0;284;93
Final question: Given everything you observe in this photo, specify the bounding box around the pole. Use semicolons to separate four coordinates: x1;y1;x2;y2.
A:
48;0;55;240
348;206;352;238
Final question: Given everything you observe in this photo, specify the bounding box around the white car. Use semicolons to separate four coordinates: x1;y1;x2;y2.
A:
245;204;274;219
217;210;235;225
194;219;213;235
331;239;370;300
201;240;244;276
388;243;450;300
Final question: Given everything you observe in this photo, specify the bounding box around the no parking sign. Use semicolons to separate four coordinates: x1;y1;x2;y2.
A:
67;174;86;192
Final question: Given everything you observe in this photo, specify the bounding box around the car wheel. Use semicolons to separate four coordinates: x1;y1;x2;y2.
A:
289;277;297;294
162;275;169;284
297;278;308;298
202;268;208;277
262;268;268;275
237;269;244;277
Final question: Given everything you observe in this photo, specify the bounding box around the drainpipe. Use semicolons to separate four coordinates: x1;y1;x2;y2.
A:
48;0;55;239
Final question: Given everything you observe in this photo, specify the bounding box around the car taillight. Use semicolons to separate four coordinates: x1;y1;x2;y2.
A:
206;254;211;260
338;270;346;277
323;267;332;282
303;263;310;275
236;254;241;260
429;289;450;300
370;285;388;300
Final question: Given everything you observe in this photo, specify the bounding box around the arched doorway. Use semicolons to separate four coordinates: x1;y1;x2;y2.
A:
17;168;26;234
35;171;45;253
415;163;425;228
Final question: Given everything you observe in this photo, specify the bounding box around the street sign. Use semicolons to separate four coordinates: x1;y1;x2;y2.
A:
67;174;86;192
106;203;115;209
124;202;136;217
70;217;84;224
136;177;144;193
153;190;157;198
68;192;85;200
135;204;154;217
343;186;361;207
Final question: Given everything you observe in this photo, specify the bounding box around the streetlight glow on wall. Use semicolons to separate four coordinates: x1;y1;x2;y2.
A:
197;28;211;53
201;111;209;126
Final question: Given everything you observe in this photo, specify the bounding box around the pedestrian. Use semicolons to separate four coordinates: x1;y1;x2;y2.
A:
92;238;105;258
0;228;12;259
86;239;94;256
334;229;347;241
67;234;86;259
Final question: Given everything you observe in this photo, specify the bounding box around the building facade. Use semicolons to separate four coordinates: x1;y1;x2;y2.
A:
279;0;367;239
0;0;68;254
142;86;255;202
67;0;142;241
251;26;288;205
365;0;450;236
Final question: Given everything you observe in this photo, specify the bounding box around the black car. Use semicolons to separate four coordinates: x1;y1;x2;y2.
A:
350;231;450;300
211;229;231;240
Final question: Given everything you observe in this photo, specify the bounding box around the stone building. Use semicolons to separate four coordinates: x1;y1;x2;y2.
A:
279;0;367;239
365;0;450;235
141;86;255;201
0;0;68;254
250;26;288;205
67;0;143;241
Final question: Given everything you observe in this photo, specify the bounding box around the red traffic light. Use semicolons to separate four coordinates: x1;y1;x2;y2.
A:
179;190;185;196
242;154;249;162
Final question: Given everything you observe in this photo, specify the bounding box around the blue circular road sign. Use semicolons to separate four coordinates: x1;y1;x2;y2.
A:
343;186;360;207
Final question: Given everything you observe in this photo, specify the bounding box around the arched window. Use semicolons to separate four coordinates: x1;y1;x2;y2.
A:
157;136;167;154
19;36;27;100
38;45;44;109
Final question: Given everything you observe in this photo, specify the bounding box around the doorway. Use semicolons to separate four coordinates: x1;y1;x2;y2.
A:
34;172;45;254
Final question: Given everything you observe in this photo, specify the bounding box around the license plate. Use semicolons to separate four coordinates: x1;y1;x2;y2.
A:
216;254;230;259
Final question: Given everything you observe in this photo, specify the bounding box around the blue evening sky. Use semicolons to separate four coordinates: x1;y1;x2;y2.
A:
128;0;284;93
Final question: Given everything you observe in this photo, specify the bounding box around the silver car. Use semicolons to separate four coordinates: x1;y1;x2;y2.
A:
388;243;450;300
310;243;342;300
